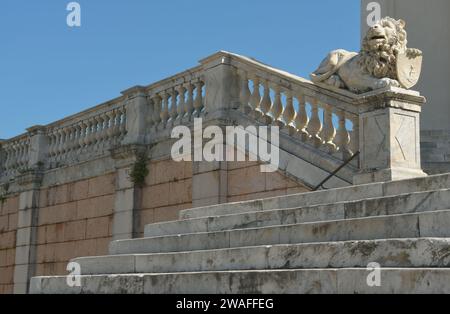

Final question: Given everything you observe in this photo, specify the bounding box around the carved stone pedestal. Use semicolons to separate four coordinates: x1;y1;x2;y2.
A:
354;87;427;184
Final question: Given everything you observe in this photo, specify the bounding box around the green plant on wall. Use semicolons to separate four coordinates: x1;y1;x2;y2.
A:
129;155;149;187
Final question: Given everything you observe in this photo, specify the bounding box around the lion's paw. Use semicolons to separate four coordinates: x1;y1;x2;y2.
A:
375;78;400;89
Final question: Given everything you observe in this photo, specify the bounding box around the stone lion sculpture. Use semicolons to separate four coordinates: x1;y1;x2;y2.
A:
310;17;423;94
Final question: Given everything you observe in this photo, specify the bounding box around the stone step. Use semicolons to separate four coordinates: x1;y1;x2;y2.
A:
75;238;450;275
30;268;450;294
145;189;450;237
180;173;450;219
110;210;450;255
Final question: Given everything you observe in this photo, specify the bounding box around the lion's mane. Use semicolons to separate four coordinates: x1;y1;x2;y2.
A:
358;17;407;79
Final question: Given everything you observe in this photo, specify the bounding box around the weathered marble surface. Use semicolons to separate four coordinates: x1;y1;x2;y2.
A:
311;17;423;94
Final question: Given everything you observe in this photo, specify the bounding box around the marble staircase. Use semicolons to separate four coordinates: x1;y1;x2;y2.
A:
30;173;450;294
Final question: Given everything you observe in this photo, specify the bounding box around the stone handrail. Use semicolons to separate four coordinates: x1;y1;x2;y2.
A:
0;133;30;178
46;99;128;168
220;52;360;163
0;51;427;185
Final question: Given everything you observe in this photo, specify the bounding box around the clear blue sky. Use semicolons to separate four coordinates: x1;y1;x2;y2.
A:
0;0;360;139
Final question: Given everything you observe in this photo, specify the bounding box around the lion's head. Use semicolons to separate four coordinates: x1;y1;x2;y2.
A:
359;17;408;79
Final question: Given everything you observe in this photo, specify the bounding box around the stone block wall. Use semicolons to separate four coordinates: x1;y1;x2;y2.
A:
0;155;309;293
0;195;19;294
421;130;450;175
140;160;193;235
34;173;116;276
227;162;309;202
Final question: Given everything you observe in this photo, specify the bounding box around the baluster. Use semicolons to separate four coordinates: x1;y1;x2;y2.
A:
7;144;13;172
16;142;22;170
16;142;22;169
60;128;69;161
259;80;272;123
93;116;103;152
169;88;178;124
98;114;108;150
250;77;261;117
104;112;114;147
65;126;74;160
184;83;194;121
91;118;99;149
10;143;17;170
176;85;186;125
335;110;352;159
84;120;93;152
19;142;26;169
193;80;204;116
78;122;87;154
16;142;21;169
294;94;309;141
112;109;121;138
55;129;64;161
11;144;17;172
24;140;30;168
11;143;18;171
282;90;296;135
268;86;284;126
11;142;18;170
160;91;169;127
307;98;323;148
322;104;337;154
3;144;10;174
119;107;127;138
72;124;81;159
63;127;71;159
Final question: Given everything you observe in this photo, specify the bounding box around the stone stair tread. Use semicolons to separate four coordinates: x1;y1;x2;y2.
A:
110;209;450;255
180;174;450;219
30;268;450;294
144;188;450;237
73;238;450;275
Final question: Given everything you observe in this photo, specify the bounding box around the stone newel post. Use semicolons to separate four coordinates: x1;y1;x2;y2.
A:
200;52;240;115
353;87;427;184
26;125;48;169
122;86;149;145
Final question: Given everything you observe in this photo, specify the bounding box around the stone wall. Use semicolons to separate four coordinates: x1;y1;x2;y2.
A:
227;162;308;202
140;160;193;235
0;156;308;293
0;195;19;294
421;131;450;175
34;174;115;277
